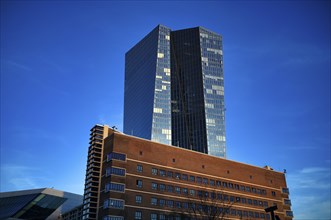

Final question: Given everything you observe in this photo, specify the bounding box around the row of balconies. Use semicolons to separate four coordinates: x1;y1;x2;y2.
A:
90;125;104;132
85;177;100;184
87;158;101;167
86;163;100;171
86;171;100;180
88;157;101;165
84;182;99;190
89;139;103;145
90;133;103;140
88;149;101;159
84;186;99;194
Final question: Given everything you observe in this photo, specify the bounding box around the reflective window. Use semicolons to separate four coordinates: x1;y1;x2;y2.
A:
137;165;143;173
134;211;142;220
135;195;142;203
104;198;124;209
107;152;126;161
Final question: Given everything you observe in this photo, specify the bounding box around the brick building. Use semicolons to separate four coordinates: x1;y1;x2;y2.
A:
89;125;293;220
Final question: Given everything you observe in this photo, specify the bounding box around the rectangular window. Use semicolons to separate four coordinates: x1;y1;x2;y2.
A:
159;214;166;220
228;183;233;188
105;182;125;192
189;189;195;196
136;180;143;188
151;213;157;220
241;198;247;204
216;181;221;186
151;182;158;190
174;173;181;179
252;188;257;193
282;187;290;194
166;200;174;207
189;175;195;182
104;198;124;209
167;185;173;192
175;187;181;194
107;167;125;176
182;174;188;180
286;211;294;217
135;211;142;220
103;216;124;220
248;199;252;204
198;190;203;197
246;186;251;192
175;201;181;208
223;182;228;188
160;170;166;176
159;184;165;191
182;202;188;209
272;191;276;196
240;185;245;191
151;168;158;175
211;192;216;199
203;178;208;185
137;165;143;172
106;167;111;177
167;171;173;178
182;188;188;195
197;177;202;183
107;152;126;162
104;199;109;208
284;199;291;205
151;197;158;205
159;199;165;206
135;195;142;203
210;180;215;186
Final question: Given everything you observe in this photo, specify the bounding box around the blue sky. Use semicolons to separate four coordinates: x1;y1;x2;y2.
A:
1;1;330;219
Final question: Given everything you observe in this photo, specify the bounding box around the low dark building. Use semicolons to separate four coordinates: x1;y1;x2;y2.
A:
0;188;82;220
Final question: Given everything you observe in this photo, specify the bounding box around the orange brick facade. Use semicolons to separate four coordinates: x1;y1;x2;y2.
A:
94;128;292;220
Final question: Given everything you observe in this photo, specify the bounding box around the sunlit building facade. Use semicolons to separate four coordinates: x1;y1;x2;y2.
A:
90;126;293;220
124;25;226;158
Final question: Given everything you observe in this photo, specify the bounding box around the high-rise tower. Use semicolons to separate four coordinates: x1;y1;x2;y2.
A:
124;25;172;146
124;25;226;158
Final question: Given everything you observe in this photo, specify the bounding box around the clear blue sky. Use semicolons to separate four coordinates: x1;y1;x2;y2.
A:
1;1;330;219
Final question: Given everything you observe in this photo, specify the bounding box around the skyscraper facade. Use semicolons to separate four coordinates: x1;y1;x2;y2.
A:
124;25;172;146
124;25;226;158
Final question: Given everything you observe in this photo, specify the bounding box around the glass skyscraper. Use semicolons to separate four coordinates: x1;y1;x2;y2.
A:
124;25;226;158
